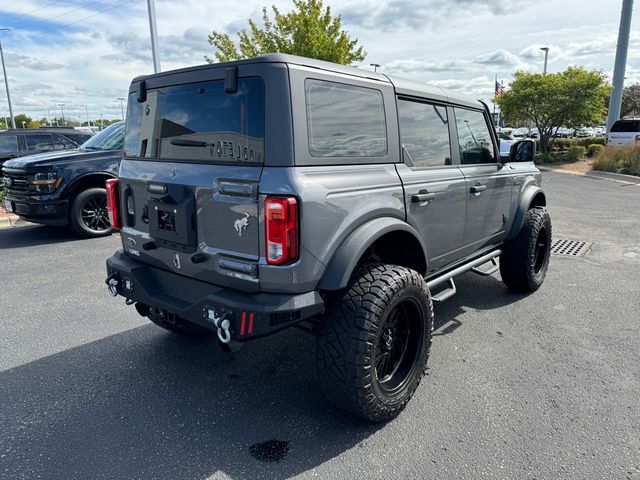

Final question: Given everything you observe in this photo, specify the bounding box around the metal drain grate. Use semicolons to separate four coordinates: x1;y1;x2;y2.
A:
550;238;592;256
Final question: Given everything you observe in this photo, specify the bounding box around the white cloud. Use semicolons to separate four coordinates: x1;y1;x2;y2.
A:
0;0;638;120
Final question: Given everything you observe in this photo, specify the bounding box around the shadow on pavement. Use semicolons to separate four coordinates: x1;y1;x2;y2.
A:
0;225;106;249
432;272;527;335
0;325;378;480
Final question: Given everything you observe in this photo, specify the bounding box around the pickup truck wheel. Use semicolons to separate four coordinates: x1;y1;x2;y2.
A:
70;187;113;237
500;207;552;292
317;264;433;422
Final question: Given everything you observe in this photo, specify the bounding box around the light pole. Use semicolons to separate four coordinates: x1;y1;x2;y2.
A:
117;97;125;120
147;0;161;73
370;63;381;72
607;0;634;133
0;29;16;129
21;120;26;129
58;103;65;124
540;47;549;75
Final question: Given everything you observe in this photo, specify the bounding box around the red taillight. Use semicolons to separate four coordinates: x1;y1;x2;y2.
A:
105;178;121;231
265;196;298;265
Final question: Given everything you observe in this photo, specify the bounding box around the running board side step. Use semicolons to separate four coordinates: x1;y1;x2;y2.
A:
427;250;501;302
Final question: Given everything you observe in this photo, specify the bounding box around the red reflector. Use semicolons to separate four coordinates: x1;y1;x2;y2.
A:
105;178;121;231
248;312;254;335
240;312;247;336
265;197;298;265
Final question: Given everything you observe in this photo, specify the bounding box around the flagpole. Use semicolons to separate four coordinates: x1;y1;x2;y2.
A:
493;74;497;123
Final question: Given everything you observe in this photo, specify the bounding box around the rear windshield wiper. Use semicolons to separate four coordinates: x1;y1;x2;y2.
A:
170;138;208;147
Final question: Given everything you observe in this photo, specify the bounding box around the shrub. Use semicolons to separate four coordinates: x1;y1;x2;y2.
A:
567;146;586;162
535;152;555;164
571;137;607;147
593;144;640;176
587;144;604;157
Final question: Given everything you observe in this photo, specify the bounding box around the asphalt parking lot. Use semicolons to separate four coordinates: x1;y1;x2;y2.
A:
1;170;639;480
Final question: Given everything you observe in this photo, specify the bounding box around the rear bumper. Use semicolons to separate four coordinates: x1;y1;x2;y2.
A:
105;250;325;341
4;195;68;226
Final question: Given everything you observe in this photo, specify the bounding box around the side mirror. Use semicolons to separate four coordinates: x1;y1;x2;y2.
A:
508;139;536;163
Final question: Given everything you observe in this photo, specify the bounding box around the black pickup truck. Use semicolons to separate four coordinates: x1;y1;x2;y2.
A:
2;122;124;237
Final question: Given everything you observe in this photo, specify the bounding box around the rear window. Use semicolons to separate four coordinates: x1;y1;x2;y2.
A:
124;77;265;164
63;133;91;144
0;135;18;154
305;79;387;157
611;120;640;132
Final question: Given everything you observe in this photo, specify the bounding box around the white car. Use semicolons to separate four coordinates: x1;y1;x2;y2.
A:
498;132;516;159
607;119;640;145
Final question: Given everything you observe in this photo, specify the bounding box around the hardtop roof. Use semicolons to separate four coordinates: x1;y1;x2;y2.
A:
131;53;481;110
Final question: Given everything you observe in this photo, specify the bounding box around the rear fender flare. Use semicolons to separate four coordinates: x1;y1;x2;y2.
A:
318;217;428;291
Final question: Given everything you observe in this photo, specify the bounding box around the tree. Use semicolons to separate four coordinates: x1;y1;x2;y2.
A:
495;67;611;153
14;114;33;129
622;83;640;116
206;0;365;65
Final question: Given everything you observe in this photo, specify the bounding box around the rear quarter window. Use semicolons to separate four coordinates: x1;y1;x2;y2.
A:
305;79;387;157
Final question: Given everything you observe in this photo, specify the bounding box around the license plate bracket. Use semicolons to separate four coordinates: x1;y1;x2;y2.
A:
4;199;13;213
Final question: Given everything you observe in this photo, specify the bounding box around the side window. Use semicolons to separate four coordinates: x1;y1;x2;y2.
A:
25;134;54;151
454;108;496;164
53;134;77;150
0;135;18;154
398;99;451;168
305;79;387;157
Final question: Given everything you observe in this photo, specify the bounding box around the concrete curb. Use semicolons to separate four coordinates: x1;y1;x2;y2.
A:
539;166;640;185
0;215;33;229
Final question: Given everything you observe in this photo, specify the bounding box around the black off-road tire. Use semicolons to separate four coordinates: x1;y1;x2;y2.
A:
317;264;433;422
69;187;114;237
500;207;552;292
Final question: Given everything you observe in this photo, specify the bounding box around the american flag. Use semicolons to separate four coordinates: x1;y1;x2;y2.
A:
495;80;505;97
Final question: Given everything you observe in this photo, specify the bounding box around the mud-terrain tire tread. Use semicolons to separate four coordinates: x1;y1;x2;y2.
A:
500;207;552;292
317;263;433;422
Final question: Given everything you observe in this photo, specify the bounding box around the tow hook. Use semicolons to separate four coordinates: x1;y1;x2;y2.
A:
106;273;119;297
208;308;231;344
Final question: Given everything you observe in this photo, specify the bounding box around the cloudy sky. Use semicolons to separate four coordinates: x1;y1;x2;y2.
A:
0;0;638;122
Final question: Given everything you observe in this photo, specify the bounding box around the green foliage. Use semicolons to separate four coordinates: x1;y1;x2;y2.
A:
14;114;32;128
567;146;586;162
206;0;366;65
536;136;605;151
622;83;640;116
587;144;604;157
0;186;6;204
535;152;555;164
496;67;611;153
593;145;640;176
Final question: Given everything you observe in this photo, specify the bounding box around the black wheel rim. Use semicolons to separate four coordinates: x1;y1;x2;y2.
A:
80;194;110;233
375;298;423;394
533;227;549;274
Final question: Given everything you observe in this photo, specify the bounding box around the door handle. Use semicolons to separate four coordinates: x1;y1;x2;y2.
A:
411;191;436;203
470;184;487;194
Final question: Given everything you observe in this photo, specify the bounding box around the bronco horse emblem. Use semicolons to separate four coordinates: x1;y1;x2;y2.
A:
234;213;250;237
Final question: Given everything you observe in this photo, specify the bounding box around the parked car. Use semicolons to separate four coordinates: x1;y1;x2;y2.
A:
554;127;573;138
0;127;92;168
607;118;640;145
498;132;516;159
2;122;124;237
104;54;549;422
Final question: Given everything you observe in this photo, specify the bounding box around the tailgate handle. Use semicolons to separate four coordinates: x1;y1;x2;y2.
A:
218;182;256;197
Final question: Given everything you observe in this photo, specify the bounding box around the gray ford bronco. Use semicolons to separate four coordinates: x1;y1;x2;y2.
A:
105;54;551;422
